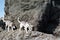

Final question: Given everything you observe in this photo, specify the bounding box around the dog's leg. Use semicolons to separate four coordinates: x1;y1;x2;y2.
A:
8;26;9;32
12;26;13;31
29;27;32;31
25;27;28;33
19;25;21;31
5;25;7;30
12;26;15;31
5;24;7;30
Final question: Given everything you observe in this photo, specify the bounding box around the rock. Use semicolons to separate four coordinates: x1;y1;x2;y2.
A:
0;27;3;32
4;0;60;39
4;0;49;30
0;30;58;40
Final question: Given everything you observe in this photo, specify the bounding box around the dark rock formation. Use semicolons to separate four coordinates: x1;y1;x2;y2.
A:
0;19;6;31
37;0;60;34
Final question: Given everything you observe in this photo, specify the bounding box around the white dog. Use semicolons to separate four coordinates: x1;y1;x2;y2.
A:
1;17;15;32
17;17;33;33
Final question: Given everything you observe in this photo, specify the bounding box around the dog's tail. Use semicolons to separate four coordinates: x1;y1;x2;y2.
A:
17;17;21;23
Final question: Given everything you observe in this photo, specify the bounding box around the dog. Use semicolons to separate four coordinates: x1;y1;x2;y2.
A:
17;17;33;33
1;17;16;32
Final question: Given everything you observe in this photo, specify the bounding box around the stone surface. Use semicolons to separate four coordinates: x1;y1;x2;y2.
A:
4;0;60;34
0;30;59;40
2;0;60;40
4;0;49;30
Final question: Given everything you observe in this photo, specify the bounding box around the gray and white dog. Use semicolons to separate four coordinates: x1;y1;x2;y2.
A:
17;17;33;33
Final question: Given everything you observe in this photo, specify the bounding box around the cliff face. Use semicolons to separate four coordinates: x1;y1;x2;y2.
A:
4;0;60;36
0;0;59;40
4;0;49;30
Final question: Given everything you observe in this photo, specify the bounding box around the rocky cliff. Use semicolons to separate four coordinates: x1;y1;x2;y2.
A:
4;0;49;30
4;0;60;34
1;0;60;40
